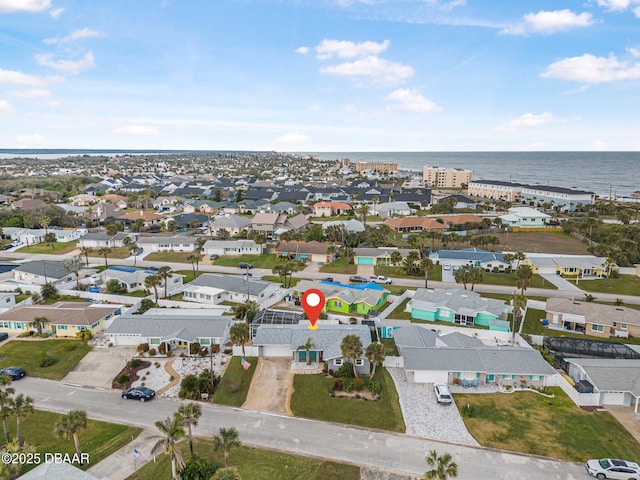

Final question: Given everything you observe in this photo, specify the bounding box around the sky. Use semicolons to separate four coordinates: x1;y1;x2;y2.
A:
1;0;640;152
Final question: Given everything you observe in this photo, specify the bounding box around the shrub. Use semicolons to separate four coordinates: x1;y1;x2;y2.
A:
116;373;131;384
224;378;240;393
211;344;220;354
40;353;58;368
461;403;474;417
367;381;382;394
137;343;150;353
328;369;334;376
343;379;354;393
148;348;157;356
76;330;93;341
129;358;143;369
189;342;201;355
334;362;355;378
353;378;365;391
158;342;167;355
223;348;232;355
332;378;344;392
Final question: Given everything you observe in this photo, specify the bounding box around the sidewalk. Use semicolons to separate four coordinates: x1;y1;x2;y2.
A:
87;428;157;480
539;273;583;291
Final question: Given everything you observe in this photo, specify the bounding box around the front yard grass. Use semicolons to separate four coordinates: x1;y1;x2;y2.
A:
376;265;443;282
127;438;360;480
290;368;405;433
212;356;258;407
17;241;78;254
261;275;301;287
10;410;141;476
455;387;640;462
577;274;640;296
174;269;205;283
0;339;92;380
144;251;203;263
386;298;411;320
522;307;546;335
319;257;356;274
480;272;557;290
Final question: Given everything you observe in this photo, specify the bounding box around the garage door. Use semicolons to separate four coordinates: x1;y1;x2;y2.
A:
356;257;375;265
261;345;293;357
413;370;449;384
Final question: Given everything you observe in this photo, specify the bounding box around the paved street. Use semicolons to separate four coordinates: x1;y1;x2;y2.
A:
13;377;587;479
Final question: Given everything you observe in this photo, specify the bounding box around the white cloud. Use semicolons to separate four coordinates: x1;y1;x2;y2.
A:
0;69;46;86
0;0;51;13
10;88;51;98
16;134;44;147
634;6;640;17
597;0;637;11
49;6;63;17
502;10;594;35
295;46;310;55
44;28;102;45
386;88;441;113
498;112;559;130
307;103;321;112
272;132;311;149
115;125;159;136
0;100;14;113
541;53;640;83
35;51;95;75
315;39;390;60
627;47;640;58
320;55;414;86
343;104;358;113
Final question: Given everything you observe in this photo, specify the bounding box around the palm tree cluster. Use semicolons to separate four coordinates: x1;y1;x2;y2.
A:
0;376;35;447
453;266;484;291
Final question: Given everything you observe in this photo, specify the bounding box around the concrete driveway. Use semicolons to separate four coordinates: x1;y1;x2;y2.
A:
242;357;292;414
63;346;137;389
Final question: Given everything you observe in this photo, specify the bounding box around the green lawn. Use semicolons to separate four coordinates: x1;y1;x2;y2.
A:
522;308;546;335
127;439;360;480
455;387;640;462
214;254;300;270
577;275;640;296
212;356;258;407
290;368;405;432
0;339;92;380
386;298;411;320
17;241;78;254
109;246;137;259
480;292;549;302
381;337;399;356
124;290;149;297
174;269;205;283
144;251;203;263
261;275;302;287
319;258;356;274
9;410;141;476
480;272;557;290
376;265;443;282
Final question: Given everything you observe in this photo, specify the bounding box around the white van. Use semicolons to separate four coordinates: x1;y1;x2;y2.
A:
434;383;452;404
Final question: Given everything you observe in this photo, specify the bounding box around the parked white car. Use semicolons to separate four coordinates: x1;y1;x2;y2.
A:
434;383;452;405
586;458;640;479
369;275;392;284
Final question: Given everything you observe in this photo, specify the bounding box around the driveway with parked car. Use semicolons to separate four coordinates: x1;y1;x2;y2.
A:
387;367;479;446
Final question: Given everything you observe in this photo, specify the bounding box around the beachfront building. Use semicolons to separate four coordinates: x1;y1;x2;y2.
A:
520;185;595;212
354;161;398;174
422;166;472;188
498;207;551;228
468;180;524;202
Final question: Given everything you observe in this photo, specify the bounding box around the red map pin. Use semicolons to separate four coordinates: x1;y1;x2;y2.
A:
301;288;325;330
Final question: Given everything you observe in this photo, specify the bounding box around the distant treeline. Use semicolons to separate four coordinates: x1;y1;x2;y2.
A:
0;175;99;198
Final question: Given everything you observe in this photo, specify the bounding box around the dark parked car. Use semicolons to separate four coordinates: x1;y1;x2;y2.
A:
209;254;219;260
349;275;368;283
322;277;334;282
0;366;26;380
237;262;253;269
0;332;8;342
122;387;156;402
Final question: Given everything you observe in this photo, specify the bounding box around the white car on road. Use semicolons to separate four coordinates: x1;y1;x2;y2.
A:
586;458;640;479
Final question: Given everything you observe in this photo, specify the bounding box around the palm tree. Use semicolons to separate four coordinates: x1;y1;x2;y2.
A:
12;393;34;446
296;337;316;365
454;267;471;290
0;377;15;443
158;266;174;298
365;342;386;378
129;243;140;266
97;247;112;267
511;294;527;342
602;257;617;287
212;427;241;468
79;246;93;267
422;257;434;288
176;402;202;458
145;274;162;304
468;266;484;292
0;438;35;480
512;251;526;270
187;254;201;276
54;409;87;456
62;256;84;289
340;334;364;378
29;316;47;336
424;449;458;480
514;264;533;296
149;415;186;480
229;322;249;356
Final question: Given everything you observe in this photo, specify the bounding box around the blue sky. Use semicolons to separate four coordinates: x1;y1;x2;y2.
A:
1;0;640;151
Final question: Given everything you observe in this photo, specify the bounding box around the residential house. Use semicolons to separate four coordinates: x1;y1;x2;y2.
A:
250;309;303;339
408;288;510;330
354;247;413;266
284;213;311;233
207;214;252;236
276;240;330;263
115;210;166;228
524;254;609;278
438;195;477;210
253;324;372;374
545;298;640;338
313;201;352;217
183;200;225;214
78;232;136;249
202;239;263;256
136;235;199;252
375;201;412;218
13;260;77;285
0;302;121;338
101;266;184;293
153;195;185;213
90;202;119;224
385;217;448;234
19;461;101;480
270;201;299;215
2;227;84;245
166;213;209;230
11;198;47;211
322;219;365;234
436;215;484;228
293;279;390;316
498;207;551;228
251;212;287;240
433;248;510;272
68;193;97;206
105;313;230;351
394;325;556;387
182;273;283;308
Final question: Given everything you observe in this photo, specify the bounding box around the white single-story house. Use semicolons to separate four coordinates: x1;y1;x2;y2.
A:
13;260;76;285
202;239;263;256
207;214;252;236
77;232;136;249
2;227;85;245
375;201;412;218
136;235;198;252
182;273;283;308
524;254;609;278
432;248;510;272
499;207;551;228
253;323;372;375
100;266;184;293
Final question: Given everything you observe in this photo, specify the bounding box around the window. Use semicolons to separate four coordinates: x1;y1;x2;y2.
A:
332;301;342;308
355;359;364;366
0;321;10;328
591;324;604;332
334;358;343;366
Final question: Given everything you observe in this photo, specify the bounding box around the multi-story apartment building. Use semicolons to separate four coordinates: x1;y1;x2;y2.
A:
422;166;472;188
467;180;524;202
354;161;398;174
520;185;594;212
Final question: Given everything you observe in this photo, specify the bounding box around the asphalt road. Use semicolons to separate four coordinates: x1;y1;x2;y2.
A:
14;377;588;479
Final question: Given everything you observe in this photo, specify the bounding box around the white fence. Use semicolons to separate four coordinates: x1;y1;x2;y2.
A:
383;356;404;368
232;345;259;357
546;373;601;407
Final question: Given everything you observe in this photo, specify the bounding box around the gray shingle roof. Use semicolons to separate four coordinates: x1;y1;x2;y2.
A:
189;273;277;296
411;288;508;318
565;359;640;396
105;315;230;341
14;260;73;279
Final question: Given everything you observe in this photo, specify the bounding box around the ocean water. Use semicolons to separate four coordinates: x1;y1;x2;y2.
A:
310;151;640;199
